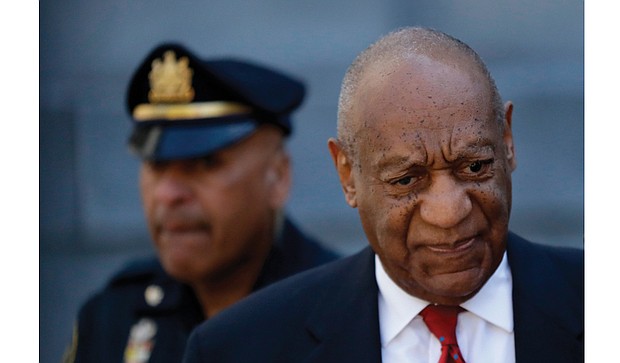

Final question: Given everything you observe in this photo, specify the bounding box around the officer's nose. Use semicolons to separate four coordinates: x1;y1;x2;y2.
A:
418;174;472;229
150;163;194;206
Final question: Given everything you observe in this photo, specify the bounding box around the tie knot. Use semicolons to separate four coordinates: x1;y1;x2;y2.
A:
420;305;464;346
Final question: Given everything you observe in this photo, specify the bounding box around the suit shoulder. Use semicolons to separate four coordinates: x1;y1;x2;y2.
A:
534;240;584;290
264;245;371;297
185;248;374;362
508;232;583;263
249;250;364;310
191;248;371;336
507;232;584;311
279;219;341;268
508;233;583;280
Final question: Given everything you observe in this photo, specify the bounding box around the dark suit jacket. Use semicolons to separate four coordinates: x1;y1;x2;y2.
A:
65;218;339;363
183;232;583;363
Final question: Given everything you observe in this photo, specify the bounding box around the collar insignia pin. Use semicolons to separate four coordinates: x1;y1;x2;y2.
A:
144;284;164;307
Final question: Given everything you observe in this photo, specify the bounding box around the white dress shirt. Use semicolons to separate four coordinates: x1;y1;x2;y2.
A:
376;253;515;363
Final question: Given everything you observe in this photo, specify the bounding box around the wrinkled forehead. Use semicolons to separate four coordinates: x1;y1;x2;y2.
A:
361;118;502;168
356;57;493;123
349;56;500;163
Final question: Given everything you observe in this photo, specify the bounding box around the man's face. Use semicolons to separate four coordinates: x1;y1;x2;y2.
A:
140;126;290;286
331;57;516;305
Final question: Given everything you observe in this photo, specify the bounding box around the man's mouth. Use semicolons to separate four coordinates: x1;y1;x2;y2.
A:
426;237;476;253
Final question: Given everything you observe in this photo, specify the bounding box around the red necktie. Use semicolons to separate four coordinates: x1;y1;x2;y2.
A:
420;305;467;363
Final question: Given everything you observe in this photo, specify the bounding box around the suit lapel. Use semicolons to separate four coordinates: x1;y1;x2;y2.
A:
507;233;584;362
296;234;583;363
302;247;382;363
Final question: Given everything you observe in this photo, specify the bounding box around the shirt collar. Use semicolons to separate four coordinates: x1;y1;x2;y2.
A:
375;252;513;346
461;252;513;333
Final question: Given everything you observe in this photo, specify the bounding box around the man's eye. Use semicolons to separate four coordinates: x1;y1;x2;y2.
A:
198;155;220;168
469;161;483;173
464;159;493;175
394;176;413;186
146;160;169;171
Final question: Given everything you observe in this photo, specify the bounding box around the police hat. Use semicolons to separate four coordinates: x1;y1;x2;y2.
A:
126;43;306;161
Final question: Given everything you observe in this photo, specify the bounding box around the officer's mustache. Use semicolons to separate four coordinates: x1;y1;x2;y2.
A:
153;207;211;231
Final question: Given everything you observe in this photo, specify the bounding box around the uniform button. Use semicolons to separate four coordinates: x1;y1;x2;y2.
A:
144;284;164;306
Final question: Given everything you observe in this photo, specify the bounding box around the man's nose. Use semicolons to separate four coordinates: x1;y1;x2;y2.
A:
418;174;472;229
152;166;193;205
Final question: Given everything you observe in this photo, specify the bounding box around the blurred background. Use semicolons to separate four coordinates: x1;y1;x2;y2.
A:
40;1;583;362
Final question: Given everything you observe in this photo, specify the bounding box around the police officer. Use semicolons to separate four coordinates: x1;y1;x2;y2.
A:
63;43;339;363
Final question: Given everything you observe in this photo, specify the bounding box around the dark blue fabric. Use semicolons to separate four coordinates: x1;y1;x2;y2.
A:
508;233;584;362
67;218;339;363
203;59;305;116
155;120;257;161
126;43;306;120
125;43;305;159
183;232;584;363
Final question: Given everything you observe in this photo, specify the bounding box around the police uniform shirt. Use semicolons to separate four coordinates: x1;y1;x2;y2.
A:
64;219;338;363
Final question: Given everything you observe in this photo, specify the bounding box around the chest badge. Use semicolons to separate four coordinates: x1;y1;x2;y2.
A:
124;318;157;363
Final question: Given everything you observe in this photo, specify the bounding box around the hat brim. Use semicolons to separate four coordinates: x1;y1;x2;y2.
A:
129;119;259;161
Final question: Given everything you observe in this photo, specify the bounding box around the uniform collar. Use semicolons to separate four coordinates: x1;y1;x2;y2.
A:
134;267;202;317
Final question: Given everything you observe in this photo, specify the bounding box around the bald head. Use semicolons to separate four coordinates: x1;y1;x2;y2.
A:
337;27;504;157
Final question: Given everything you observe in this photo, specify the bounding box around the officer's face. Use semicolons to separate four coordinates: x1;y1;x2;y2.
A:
329;57;516;305
140;126;290;287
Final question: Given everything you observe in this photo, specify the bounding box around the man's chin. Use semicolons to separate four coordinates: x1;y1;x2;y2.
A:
411;269;487;304
159;252;208;283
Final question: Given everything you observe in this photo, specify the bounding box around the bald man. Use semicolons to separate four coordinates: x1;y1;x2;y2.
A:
182;27;584;363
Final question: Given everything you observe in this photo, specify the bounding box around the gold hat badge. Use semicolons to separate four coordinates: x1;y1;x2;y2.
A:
148;50;195;104
133;50;252;122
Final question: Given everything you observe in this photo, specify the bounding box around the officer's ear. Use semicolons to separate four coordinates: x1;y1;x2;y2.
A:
328;138;358;208
266;147;291;210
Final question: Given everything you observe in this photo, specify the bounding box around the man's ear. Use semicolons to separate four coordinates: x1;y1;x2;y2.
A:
503;101;517;172
327;138;358;208
267;149;292;210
